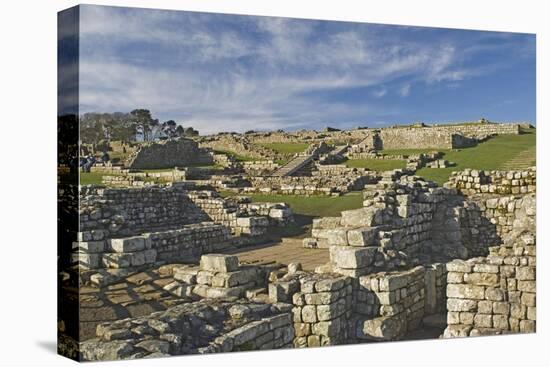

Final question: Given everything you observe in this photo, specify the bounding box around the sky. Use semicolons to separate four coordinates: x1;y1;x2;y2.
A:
67;5;536;134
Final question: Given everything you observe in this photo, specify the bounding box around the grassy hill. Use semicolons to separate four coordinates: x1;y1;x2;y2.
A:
413;129;536;185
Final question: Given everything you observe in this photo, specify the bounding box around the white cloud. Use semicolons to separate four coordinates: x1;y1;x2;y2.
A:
75;6;534;133
399;84;411;97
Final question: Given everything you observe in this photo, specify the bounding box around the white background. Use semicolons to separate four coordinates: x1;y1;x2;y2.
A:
0;0;547;366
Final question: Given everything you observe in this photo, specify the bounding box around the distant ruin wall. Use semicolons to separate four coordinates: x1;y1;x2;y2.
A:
446;168;536;196
127;139;213;169
79;186;209;237
379;124;520;150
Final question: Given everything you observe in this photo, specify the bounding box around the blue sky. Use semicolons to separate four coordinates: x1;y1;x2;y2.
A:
74;5;536;134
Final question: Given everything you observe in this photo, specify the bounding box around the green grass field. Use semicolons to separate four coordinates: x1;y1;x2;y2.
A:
221;191;363;218
258;142;309;155
213;149;258;162
345;158;406;171
414;130;536;185
80;172;111;185
381;148;442;156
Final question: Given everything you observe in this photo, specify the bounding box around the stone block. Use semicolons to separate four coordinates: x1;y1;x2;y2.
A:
211;267;258;288
379;273;410;292
361;316;405;341
304;292;340;305
312;318;341;337
102;253;132;269
447;311;460;325
473;314;492;328
72;253;101;269
446;260;472;273
302;305;317;323
485;288;505;301
447;299;478;312
317;299;347;321
442;325;472;338
447;272;464;284
517;280;536;293
473;263;499;273
492;315;509;330
314;277;345;292
447;284;485;300
110;237;146;253
340;207;378;227
75;241;105;253
200;254;239;273
464;272;499;286
269;280;299;303
493;301;510;315
330;246;375;269
312;217;341;229
519;320;536;333
347;227;378;247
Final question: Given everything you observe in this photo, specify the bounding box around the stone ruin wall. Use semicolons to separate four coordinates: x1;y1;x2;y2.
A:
446;168;536;196
79;185;209;237
74;185;231;274
441;168;536;337
74;185;295;280
245;171;379;196
199;135;281;161
235;122;520;150
75;166;535;360
127;138;213;169
379;123;519;150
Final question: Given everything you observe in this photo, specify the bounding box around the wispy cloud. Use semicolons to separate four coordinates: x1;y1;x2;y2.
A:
75;5;536;133
399;84;411;97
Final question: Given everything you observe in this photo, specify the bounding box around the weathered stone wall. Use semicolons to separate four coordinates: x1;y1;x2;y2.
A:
199;135;281;161
79;185;209;237
246;173;378;196
309;177;473;271
443;252;536;337
80;297;294;361
354;266;429;340
187;191;293;237
127;138;213;169
267;272;354;347
379;123;519;150
242;160;280;175
442;168;536;338
446;168;536;196
73;223;232;271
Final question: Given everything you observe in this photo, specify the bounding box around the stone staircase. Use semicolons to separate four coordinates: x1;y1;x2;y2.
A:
331;144;349;156
500;146;536;170
271;154;314;177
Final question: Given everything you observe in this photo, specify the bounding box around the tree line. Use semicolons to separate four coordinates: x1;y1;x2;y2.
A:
80;109;198;145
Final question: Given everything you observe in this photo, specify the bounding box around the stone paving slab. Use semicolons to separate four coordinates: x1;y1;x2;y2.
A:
228;238;329;271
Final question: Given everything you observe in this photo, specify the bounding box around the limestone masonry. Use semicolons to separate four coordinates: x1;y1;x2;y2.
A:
60;121;536;361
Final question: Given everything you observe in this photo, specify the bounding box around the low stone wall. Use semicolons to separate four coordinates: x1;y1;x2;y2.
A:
164;255;265;299
80;298;294;361
127;138;213;169
187;191;293;237
242;160;280;175
354;266;429;340
446;168;536;195
79;185;209;237
73;222;232;271
443;251;536;337
247;173;377;196
101;175;157;187
89;164;127;174
268;273;353;347
199;135;281;161
379;123;519;150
